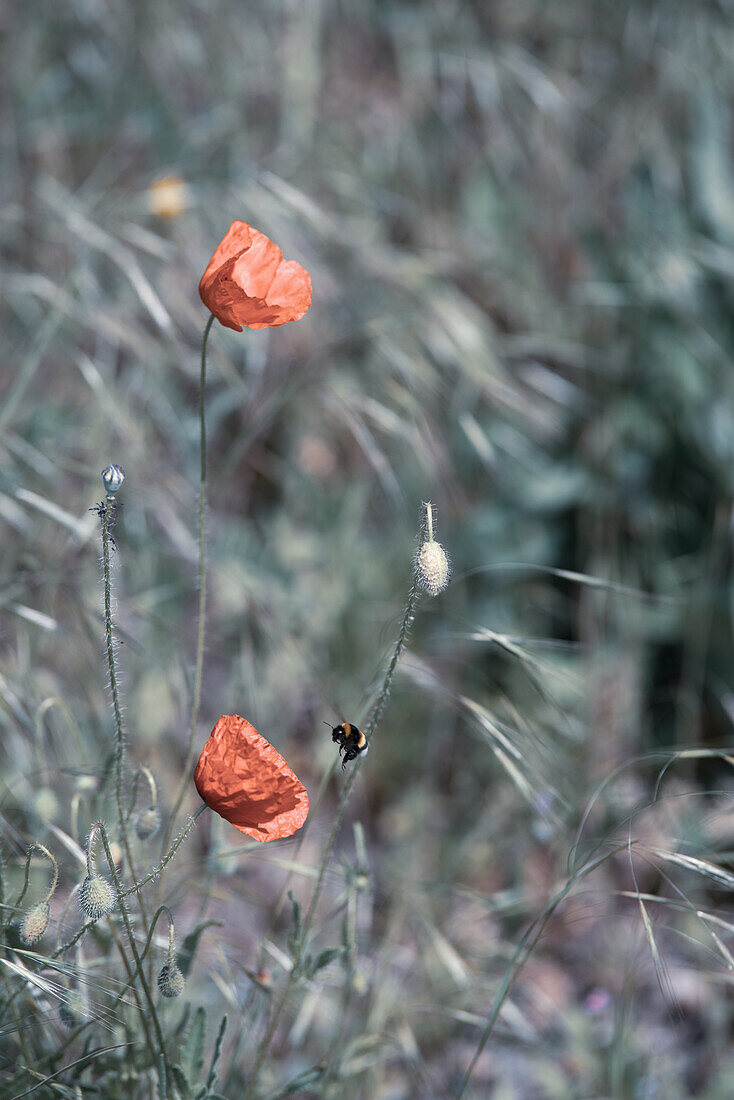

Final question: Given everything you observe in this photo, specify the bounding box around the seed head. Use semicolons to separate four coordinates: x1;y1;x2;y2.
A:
20;901;50;945
79;874;115;920
101;464;125;495
416;539;450;596
135;807;160;840
158;962;185;998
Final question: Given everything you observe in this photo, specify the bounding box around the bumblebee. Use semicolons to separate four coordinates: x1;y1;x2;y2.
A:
331;722;368;769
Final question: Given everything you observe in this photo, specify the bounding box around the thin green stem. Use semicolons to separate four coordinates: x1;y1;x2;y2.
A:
100;501;146;924
44;912;173;1065
454;846;626;1098
16;843;58;907
108;924;156;1060
131;804;206;898
138;905;174;969
52;807;206;959
0;969;35;1077
244;557;423;1099
97;823;168;1080
54;884;81;951
85;822;102;878
162;313;215;852
362;577;420;739
302;574;421;941
34;697;86;769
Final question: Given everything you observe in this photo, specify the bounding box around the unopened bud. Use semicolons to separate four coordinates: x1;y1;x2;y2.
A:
351;969;368;994
416;539;450;596
135;807;160;841
101;464;125;495
79;874;115;920
20;901;50;945
75;775;98;794
157;962;185;998
32;788;60;823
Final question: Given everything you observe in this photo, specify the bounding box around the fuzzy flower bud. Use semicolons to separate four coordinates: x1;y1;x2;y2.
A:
135;807;160;840
158;962;185;998
415;501;450;597
416;539;450;596
32;787;60;823
101;464;125;495
19;901;50;945
79;874;115;920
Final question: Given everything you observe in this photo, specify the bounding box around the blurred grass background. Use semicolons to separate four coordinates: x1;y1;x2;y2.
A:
4;0;734;1096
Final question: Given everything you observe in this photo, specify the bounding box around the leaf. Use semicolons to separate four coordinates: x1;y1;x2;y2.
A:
181;1007;206;1088
262;1063;327;1099
177;920;221;978
287;890;302;959
307;948;342;978
169;1062;190;1098
173;1003;192;1040
205;1015;228;1091
288;890;301;937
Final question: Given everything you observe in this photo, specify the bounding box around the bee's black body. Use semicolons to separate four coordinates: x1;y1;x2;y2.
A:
331;722;368;769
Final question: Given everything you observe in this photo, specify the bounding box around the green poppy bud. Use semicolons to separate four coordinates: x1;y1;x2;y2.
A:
415;538;450;596
20;901;50;945
157;962;185;998
101;464;125;495
135;807;160;840
79;874;115;920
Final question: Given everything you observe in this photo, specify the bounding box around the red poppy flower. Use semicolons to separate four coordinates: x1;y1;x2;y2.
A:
199;221;312;331
194;714;309;841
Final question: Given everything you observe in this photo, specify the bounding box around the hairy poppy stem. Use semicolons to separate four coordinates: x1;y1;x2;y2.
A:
96;822;169;1083
100;501;147;927
162;312;215;855
51;806;207;960
16;843;58;907
245;511;427;1097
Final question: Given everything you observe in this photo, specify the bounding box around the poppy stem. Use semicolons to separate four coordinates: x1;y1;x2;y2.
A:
50;805;207;960
299;573;422;936
137;905;174;968
162;312;215;853
96;821;170;1082
245;510;427;1097
124;804;207;898
100;500;147;927
16;843;58;907
85;822;102;878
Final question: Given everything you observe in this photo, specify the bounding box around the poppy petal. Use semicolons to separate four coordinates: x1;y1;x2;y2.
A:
205;220;253;272
199;221;312;331
193;714;309;842
231;228;283;299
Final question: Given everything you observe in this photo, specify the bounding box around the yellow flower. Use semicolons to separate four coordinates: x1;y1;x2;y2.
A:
146;176;190;219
